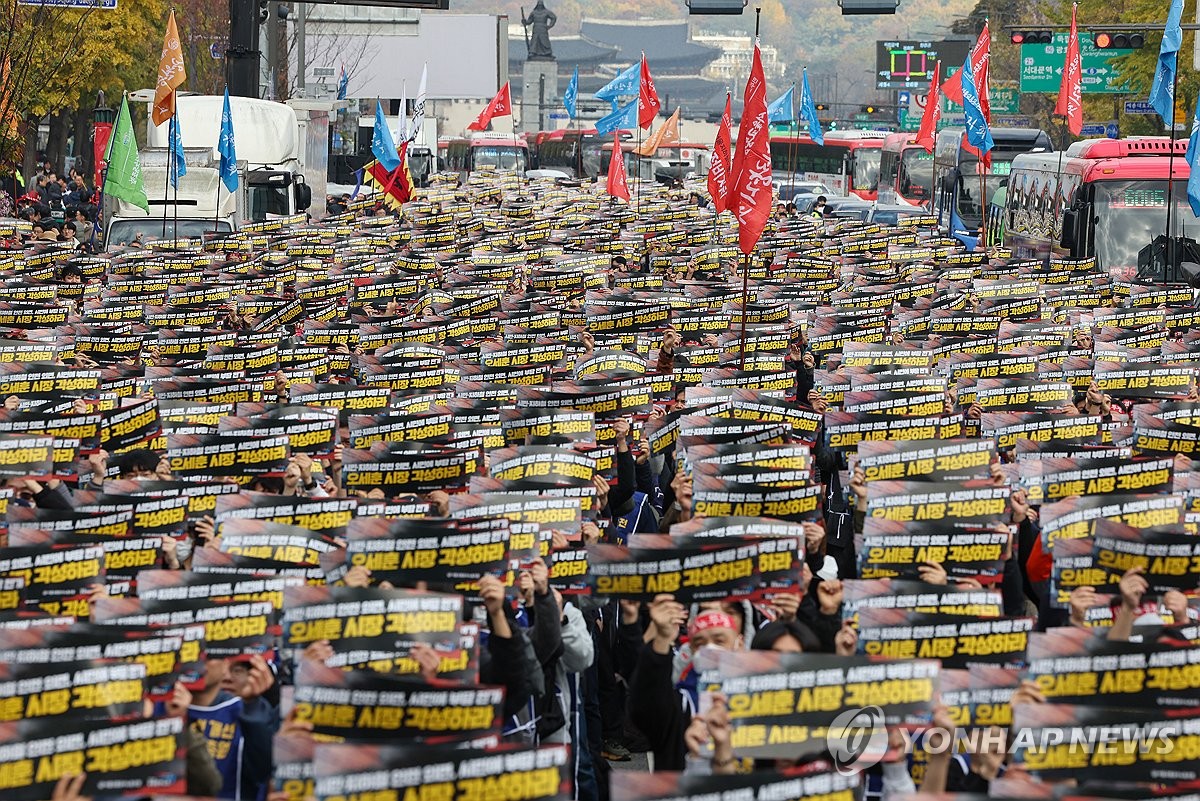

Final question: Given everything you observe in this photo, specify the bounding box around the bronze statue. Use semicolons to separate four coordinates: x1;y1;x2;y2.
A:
521;0;557;61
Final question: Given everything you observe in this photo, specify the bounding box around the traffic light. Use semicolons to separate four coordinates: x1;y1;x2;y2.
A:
862;105;878;114
1011;30;1053;44
815;103;829;111
1093;32;1145;48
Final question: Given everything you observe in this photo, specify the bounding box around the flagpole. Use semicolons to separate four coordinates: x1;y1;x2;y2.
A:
788;82;798;199
1166;64;1181;281
162;114;172;240
739;5;762;372
172;113;179;246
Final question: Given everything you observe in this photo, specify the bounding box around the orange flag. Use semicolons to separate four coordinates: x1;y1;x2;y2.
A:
152;10;187;126
634;107;680;157
606;132;630;202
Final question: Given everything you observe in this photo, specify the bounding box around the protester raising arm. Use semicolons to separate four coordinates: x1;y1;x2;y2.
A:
628;593;690;769
479;573;543;722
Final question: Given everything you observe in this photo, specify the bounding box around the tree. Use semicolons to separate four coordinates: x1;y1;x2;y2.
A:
0;0;166;184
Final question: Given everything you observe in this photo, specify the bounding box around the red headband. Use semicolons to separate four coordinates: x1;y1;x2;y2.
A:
688;610;737;637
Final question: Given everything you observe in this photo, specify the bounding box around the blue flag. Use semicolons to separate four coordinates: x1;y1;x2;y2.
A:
1149;0;1185;127
564;67;579;119
337;65;349;100
594;62;639;101
799;69;824;146
595;98;638;137
1185;94;1200;218
350;167;364;201
168;114;187;189
371;100;400;173
767;85;795;124
960;56;993;157
218;88;238;193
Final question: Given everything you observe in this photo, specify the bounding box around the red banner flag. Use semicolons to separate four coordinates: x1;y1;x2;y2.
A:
638;53;661;130
941;21;990;120
708;93;733;214
364;140;415;209
1055;3;1083;135
606;132;630;201
733;43;772;255
467;82;512;132
915;61;942;154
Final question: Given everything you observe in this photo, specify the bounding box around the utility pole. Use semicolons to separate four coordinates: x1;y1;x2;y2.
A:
228;0;261;98
296;2;307;98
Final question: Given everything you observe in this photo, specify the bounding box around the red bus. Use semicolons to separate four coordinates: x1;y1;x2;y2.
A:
769;130;885;201
1004;137;1192;277
877;132;935;208
441;133;530;177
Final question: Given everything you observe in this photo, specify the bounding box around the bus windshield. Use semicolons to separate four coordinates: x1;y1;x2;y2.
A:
958;148;1028;228
471;147;527;172
898;148;934;202
852;148;881;191
1093;179;1200;270
537;141;579;175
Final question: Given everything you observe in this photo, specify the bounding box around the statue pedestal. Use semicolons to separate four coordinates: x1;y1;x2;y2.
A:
520;61;559;134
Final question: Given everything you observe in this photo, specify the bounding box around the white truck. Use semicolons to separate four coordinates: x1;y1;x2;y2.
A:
104;93;333;248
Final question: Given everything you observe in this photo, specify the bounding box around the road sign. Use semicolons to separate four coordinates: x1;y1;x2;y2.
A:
1019;33;1131;94
990;87;1020;114
313;68;336;78
1124;100;1155;115
17;0;116;5
1106;121;1119;138
1080;120;1113;136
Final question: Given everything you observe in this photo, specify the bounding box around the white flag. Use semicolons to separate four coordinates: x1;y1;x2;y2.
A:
408;63;427;143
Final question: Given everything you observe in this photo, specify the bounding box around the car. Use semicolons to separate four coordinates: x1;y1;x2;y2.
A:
823;197;873;221
869;204;932;225
777;180;831;203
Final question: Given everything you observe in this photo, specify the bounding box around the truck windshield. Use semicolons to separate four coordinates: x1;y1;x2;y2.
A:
106;219;233;249
247;185;292;221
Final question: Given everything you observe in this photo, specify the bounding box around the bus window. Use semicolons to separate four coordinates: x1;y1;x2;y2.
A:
472;146;527;172
851;148;881;192
897;148;934;202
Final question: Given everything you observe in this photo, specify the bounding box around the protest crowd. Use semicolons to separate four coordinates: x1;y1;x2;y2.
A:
0;154;1200;801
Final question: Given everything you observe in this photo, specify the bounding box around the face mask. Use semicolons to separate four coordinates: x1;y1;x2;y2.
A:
175;538;193;565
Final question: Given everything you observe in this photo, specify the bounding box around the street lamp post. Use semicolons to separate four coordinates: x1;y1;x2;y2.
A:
91;91;115;190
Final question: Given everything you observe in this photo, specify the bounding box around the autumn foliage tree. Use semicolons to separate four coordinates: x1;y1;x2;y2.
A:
1;0;166;185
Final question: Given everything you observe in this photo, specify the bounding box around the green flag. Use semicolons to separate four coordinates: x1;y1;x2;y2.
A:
103;94;149;213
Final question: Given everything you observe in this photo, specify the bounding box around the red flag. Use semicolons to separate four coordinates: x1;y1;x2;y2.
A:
638;53;661;129
606;132;630;201
733;43;772;256
915;61;942;154
467;82;512;132
364;140;415;209
1055;3;1083;135
941;21;990;120
708;93;733;214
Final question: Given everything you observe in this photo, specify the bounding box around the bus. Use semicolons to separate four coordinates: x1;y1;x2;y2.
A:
768;130;886;201
533;129;633;179
1003;137;1194;277
441;133;530;178
931;127;1053;250
600;141;711;184
877;133;935;208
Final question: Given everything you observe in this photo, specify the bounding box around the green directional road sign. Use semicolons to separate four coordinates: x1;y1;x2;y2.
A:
938;72;1019;115
1019;33;1132;94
